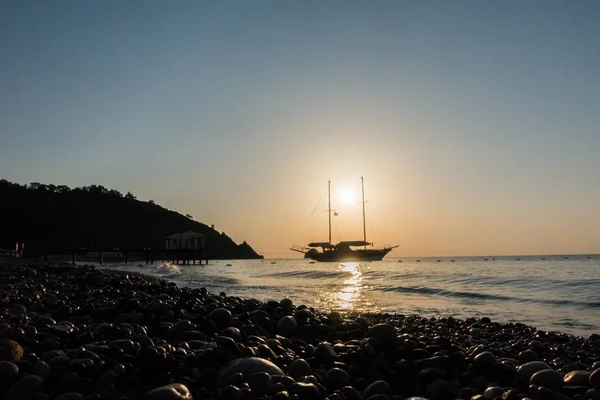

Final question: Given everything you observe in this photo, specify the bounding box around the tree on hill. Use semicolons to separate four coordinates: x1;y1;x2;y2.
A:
0;179;263;259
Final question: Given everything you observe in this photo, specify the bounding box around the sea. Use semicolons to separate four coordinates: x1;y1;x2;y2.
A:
96;255;600;337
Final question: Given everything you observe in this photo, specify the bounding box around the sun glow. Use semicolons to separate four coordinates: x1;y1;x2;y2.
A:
338;187;357;206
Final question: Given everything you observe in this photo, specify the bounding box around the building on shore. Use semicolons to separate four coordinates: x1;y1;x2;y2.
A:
165;231;205;250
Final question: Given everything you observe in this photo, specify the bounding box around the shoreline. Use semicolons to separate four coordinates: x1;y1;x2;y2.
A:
0;262;598;399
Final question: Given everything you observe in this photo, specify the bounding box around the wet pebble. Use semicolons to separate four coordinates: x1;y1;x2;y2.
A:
363;380;392;398
531;368;564;391
146;383;192;400
0;340;24;363
5;374;44;400
366;324;396;344
564;370;591;387
217;357;284;386
0;360;19;389
591;369;600;390
517;361;551;380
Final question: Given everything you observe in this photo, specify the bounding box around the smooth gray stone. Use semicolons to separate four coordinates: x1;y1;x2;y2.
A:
564;370;591;387
353;317;369;331
248;372;272;395
517;361;550;380
146;383;192;400
288;358;312;378
170;320;192;334
366;324;397;344
208;308;232;326
325;368;350;389
313;343;338;362
33;360;50;381
473;351;496;371
5;375;44;400
532;386;571;400
531;369;563;391
292;382;319;398
54;393;83;400
0;340;24;363
591;369;600;390
0;360;19;388
518;350;539;363
363;380;393;398
277;316;298;336
217;357;284;386
483;386;504;399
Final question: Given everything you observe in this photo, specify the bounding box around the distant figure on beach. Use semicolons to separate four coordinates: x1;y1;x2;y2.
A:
15;242;24;258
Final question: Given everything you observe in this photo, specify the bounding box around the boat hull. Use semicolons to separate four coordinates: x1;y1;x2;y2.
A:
307;248;392;262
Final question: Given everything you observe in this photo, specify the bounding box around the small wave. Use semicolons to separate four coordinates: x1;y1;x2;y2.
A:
439;275;600;292
378;285;600;309
186;276;240;286
155;263;181;278
259;270;349;279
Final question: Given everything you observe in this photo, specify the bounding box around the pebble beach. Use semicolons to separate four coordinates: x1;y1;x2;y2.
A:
0;262;599;400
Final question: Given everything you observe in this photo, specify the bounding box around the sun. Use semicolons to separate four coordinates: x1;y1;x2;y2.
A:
338;187;356;205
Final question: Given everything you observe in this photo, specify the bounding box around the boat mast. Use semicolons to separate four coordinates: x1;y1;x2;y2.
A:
361;177;367;249
328;180;332;244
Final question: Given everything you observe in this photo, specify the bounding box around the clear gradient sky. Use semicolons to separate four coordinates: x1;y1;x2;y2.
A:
1;1;599;257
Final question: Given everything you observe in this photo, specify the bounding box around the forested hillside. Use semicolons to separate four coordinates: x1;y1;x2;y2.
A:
0;179;263;259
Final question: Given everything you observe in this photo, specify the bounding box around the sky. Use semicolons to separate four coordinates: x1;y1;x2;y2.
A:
1;1;599;257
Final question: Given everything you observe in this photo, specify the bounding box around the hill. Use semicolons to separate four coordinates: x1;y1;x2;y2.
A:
0;179;263;259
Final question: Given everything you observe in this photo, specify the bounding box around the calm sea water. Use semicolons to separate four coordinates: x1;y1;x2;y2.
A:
97;255;600;337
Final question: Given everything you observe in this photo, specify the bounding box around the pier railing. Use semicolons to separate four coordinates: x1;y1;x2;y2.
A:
23;248;210;265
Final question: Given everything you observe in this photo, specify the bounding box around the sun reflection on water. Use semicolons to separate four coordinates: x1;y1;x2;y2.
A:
337;262;362;309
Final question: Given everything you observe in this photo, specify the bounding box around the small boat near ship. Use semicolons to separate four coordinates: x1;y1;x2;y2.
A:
291;177;397;262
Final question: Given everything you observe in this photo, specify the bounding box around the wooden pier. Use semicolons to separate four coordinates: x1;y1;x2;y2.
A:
30;248;210;266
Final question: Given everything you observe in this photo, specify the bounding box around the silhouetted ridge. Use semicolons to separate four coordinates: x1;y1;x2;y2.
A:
0;179;263;259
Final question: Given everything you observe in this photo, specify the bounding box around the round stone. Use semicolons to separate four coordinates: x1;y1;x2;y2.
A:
517;361;550;380
5;375;44;400
208;308;232;326
530;369;563;391
328;312;343;325
221;327;242;341
0;361;19;388
36;316;56;326
586;388;600;399
590;368;600;390
170;320;192;334
33;360;50;381
366;324;397;344
563;370;590;387
288;358;312;378
457;387;477;400
353;317;369;331
518;350;539;363
248;372;272;395
483;386;504;399
325;368;350;389
277;316;298;336
528;340;543;350
0;340;24;363
54;394;83;400
470;327;485;337
217;357;284;386
363;380;393;399
280;298;293;309
146;383;192;400
313;342;338;363
292;381;319;398
473;351;496;371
